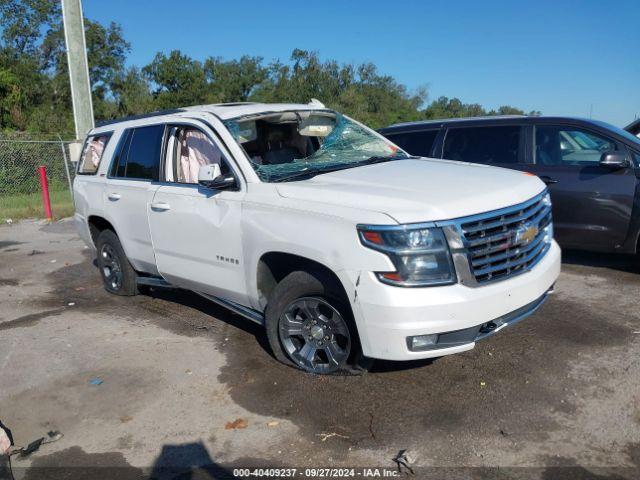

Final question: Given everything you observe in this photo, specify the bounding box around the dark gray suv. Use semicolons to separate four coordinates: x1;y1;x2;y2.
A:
380;116;640;256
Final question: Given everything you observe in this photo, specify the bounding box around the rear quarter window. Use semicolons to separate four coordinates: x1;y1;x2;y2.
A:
78;134;112;175
385;130;439;157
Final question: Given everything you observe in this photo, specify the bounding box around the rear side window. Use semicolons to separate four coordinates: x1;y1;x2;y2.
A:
111;125;164;180
78;134;111;174
385;130;439;157
443;126;521;164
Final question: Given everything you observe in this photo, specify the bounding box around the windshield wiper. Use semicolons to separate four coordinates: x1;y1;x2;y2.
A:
272;164;356;183
271;155;414;183
361;154;415;165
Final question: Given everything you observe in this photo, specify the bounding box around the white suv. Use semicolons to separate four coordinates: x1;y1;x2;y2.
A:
73;102;561;374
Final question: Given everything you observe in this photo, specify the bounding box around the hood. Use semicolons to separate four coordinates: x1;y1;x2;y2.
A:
276;158;545;224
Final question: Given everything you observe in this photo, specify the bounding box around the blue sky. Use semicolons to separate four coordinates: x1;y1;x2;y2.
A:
83;0;639;127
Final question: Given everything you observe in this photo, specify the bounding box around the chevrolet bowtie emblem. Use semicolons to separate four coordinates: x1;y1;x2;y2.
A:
515;223;539;245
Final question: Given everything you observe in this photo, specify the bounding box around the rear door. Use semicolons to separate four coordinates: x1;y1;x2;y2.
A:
104;124;165;274
441;125;530;171
525;124;637;250
74;131;113;230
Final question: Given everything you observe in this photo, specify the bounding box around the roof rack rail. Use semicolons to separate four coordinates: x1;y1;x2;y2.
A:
211;102;258;106
96;108;187;127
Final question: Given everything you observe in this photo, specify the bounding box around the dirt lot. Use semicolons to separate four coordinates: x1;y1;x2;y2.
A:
1;219;639;479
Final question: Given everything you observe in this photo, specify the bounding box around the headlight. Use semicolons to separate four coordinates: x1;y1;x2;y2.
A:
357;224;456;287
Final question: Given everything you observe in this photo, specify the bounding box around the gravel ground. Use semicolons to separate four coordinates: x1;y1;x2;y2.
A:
0;219;638;479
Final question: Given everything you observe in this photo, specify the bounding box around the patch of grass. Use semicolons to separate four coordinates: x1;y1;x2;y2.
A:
0;188;74;221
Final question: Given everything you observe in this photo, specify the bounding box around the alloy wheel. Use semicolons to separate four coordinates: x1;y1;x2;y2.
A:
278;297;351;374
100;244;123;291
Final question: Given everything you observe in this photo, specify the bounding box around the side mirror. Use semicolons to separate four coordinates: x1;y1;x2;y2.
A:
197;164;237;190
599;152;629;169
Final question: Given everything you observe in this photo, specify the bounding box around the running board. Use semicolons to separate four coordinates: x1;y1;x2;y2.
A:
136;277;265;326
195;292;265;325
136;276;172;288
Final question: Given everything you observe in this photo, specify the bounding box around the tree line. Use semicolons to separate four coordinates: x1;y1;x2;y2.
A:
0;0;540;136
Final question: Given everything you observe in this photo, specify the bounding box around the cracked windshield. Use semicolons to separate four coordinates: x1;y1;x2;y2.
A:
224;111;409;182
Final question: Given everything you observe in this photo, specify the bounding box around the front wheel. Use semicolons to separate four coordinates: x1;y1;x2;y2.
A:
265;270;370;375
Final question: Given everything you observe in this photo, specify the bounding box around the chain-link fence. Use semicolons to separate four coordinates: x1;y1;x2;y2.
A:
0;132;77;221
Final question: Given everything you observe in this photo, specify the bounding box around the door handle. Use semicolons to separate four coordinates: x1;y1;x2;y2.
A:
150;202;171;212
539;175;558;185
107;193;121;201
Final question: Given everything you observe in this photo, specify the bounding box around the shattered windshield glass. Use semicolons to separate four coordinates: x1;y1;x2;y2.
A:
224;111;408;182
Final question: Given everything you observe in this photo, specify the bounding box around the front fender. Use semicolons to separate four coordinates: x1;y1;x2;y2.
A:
241;201;395;310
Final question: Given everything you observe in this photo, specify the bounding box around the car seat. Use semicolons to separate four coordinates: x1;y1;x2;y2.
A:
263;128;299;165
536;130;561;165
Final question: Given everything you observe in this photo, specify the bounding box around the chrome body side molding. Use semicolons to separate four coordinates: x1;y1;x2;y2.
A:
195;292;265;325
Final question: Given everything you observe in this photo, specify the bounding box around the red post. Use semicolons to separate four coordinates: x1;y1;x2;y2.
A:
38;166;53;220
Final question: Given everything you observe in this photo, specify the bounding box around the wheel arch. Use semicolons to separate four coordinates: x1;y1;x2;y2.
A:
256;252;350;312
87;215;118;246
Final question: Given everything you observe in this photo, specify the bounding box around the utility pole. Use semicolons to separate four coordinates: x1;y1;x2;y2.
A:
61;0;94;140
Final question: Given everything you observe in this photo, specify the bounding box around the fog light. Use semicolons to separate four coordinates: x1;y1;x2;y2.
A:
408;334;439;351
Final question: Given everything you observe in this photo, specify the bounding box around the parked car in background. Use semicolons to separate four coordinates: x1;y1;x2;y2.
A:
73;102;560;375
380;116;640;257
626;118;640;138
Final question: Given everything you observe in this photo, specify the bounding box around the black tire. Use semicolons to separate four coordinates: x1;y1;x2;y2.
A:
265;270;371;375
634;251;640;272
95;229;138;296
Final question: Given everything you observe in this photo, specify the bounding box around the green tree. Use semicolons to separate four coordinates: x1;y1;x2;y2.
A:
0;1;539;134
143;50;207;109
203;55;267;103
0;0;60;55
422;96;537;120
0;0;131;132
111;67;154;117
251;50;426;128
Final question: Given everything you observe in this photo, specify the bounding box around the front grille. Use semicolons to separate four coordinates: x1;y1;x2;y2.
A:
457;192;552;284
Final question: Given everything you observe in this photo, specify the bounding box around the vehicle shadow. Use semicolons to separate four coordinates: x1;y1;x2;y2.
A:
138;286;271;352
137;285;445;374
561;249;638;274
369;357;438;373
148;441;234;479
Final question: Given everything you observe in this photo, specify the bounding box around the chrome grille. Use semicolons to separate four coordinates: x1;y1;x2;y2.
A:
456;192;552;284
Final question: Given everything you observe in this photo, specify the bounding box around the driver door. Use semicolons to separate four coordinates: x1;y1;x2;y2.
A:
525;124;636;250
147;121;248;305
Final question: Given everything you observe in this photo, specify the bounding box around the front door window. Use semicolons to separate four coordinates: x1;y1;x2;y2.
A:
164;127;232;184
535;126;616;166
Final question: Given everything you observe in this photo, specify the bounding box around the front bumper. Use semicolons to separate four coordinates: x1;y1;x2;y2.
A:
347;240;561;361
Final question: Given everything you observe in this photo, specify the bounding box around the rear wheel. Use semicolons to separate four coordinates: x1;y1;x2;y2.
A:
95;230;137;296
265;270;370;375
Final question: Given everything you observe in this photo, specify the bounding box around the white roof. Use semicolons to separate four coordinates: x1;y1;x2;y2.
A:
183;102;328;120
92;102;329;133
